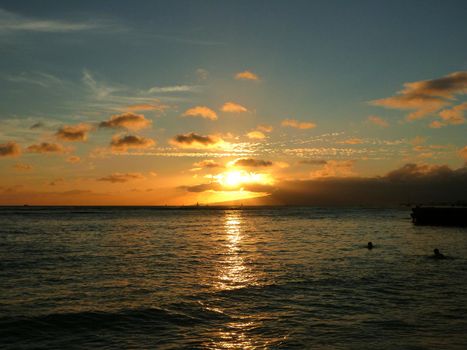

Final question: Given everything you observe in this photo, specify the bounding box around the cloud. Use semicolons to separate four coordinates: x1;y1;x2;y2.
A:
56;123;92;142
30;122;45;129
196;68;209;81
182;106;217;120
0;8;115;33
221;102;248;113
429;121;444;129
183;181;274;194
240;163;467;206
125;102;169;113
438;102;467;125
459;146;467;162
0;141;21;157
410;136;426;147
299;159;328;165
110;134;156;151
234;70;260;81
193;159;223;168
170;132;224;149
82;69;120;100
147;85;200;93
66;156;81;164
246;131;266;139
98;172;145;183
281;119;316;129
232;158;273;168
26;142;65;154
257;124;273;133
13;163;32;171
371;71;467;121
6;71;62;88
310;160;356;178
339;138;364;145
99;112;152;130
368;115;389;127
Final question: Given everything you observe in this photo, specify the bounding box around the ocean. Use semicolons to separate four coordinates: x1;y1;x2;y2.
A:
1;207;467;349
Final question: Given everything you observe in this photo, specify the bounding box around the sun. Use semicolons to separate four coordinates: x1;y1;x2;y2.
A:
215;170;273;189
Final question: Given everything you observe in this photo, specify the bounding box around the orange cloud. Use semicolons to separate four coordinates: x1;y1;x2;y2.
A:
310;160;356;178
246;131;266;139
257;124;273;132
125;103;169;112
368;115;389;127
339;138;364;145
98;173;145;183
99;112;152;130
459;146;467;161
14;163;32;171
429;120;444;129
438;102;467;125
234;70;260;81
66;156;81;163
56;123;92;142
182;106;217;120
26;142;65;154
281;118;316;129
221;102;248;113
0;141;21;157
110;134;156;151
371;71;467;121
170;132;224;149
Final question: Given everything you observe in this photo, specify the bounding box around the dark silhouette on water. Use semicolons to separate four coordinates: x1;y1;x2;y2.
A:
411;206;467;226
367;242;373;249
433;248;446;259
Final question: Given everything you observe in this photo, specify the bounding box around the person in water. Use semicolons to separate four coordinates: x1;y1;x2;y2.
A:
367;242;373;249
433;248;446;259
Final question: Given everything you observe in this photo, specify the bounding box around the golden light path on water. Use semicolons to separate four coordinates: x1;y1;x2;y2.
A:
206;211;261;349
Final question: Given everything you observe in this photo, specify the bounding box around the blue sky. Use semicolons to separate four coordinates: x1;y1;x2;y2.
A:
0;0;466;204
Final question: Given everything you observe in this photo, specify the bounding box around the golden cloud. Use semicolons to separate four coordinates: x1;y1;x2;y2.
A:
13;163;32;171
371;71;467;121
182;106;217;120
125;103;169;113
367;115;389;127
246;131;266;139
66;156;81;163
257;124;273;132
234;70;260;81
281;118;316;129
221;102;248;113
339;138;364;145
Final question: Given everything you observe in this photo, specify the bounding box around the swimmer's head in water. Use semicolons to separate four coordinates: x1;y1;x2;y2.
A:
367;242;373;249
434;248;440;255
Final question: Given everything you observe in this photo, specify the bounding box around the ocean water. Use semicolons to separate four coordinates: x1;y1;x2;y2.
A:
1;206;467;349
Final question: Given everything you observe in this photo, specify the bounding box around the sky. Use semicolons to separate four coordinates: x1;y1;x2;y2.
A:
0;0;466;205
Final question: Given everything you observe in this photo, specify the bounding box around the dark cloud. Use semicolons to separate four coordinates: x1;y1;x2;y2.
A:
26;142;65;154
233;158;273;167
0;141;21;157
299;159;328;165
170;132;222;148
98;173;144;183
245;164;467;205
56;123;92;142
30;122;45;129
110;134;155;151
193;159;223;168
99;112;152;130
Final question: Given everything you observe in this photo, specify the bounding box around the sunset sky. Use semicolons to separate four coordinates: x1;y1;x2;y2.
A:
1;0;466;205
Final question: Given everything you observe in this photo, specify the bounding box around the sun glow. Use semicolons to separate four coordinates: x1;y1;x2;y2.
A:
214;170;273;188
